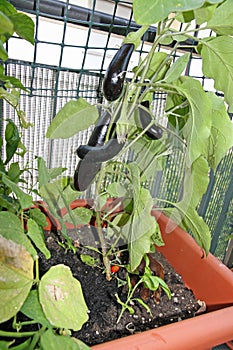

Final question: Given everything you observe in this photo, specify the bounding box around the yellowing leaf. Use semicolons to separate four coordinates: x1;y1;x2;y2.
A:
39;264;89;331
0;211;37;258
0;235;33;322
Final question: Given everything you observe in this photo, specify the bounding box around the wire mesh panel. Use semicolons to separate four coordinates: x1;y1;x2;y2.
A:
2;0;233;260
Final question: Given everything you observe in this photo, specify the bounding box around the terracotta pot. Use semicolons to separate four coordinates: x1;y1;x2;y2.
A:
40;200;233;349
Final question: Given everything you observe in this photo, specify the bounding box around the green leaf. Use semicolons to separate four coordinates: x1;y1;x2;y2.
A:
207;92;233;170
134;297;152;315
178;77;212;162
0;340;14;349
0;211;37;258
123;25;149;48
8;162;21;183
46;98;98;139
5;120;20;164
0;0;17;16
199;36;233;112
133;0;206;25
9;12;34;44
2;174;34;209
181;156;210;208
0;72;28;91
0;87;19;107
164;53;190;83
0;40;8;61
168;205;211;253
6;338;32;350
40;329;91;350
63;207;93;225
0;11;13;34
39;264;89;331
106;182;127;197
27;219;51;259
48;166;66;180
122;186;158;271
156;276;172;299
29;207;48;227
207;0;233;35
38;157;50;186
0;235;34;322
21;290;52;327
80;254;98;267
194;3;218;25
145;52;169;80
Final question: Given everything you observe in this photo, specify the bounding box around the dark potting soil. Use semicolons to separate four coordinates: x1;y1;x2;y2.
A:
37;226;202;347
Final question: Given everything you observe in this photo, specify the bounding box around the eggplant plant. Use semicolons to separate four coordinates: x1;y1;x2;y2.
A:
46;0;233;284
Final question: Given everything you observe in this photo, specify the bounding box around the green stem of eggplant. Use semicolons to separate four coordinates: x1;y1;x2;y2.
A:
95;166;112;281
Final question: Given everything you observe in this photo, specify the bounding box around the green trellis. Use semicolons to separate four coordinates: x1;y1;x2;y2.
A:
2;0;233;264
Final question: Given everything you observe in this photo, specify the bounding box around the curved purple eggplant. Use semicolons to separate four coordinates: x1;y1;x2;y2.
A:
102;43;134;101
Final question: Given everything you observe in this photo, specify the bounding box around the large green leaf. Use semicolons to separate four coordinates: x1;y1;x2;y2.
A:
177;77;212;163
0;211;37;258
0;235;33;322
199;36;233;112
122;186;158;271
207;92;233;170
39;264;89;331
207;0;233;35
46;98;98;139
133;0;206;25
181;156;210;209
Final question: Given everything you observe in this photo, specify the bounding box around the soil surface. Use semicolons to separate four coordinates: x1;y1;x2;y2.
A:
37;226;201;347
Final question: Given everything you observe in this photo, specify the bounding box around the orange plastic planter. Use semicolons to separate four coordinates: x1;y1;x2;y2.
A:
91;208;233;350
